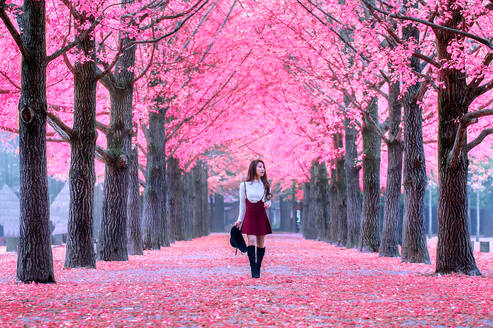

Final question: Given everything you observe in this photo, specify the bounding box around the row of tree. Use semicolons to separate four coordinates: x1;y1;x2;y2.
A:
0;0;226;283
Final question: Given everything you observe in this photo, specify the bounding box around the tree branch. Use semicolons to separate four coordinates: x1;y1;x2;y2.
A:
362;0;493;50
166;71;236;141
133;36;156;83
96;39;123;81
95;121;109;135
466;128;493;152
0;2;30;61
47;17;101;63
95;145;112;164
463;108;493;121
0;125;19;134
467;53;493;93
130;0;209;46
0;69;20;90
47;112;74;141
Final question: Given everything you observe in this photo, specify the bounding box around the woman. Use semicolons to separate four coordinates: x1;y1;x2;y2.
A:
235;159;272;278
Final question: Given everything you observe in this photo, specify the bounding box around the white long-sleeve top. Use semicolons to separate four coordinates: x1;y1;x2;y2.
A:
236;180;272;223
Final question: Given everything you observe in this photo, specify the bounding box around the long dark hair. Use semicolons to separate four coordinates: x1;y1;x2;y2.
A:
246;159;272;200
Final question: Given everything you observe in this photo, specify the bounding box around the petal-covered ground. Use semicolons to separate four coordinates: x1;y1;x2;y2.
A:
1;233;492;327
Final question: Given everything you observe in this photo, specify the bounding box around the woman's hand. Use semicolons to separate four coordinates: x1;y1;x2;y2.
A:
235;220;242;228
264;202;271;209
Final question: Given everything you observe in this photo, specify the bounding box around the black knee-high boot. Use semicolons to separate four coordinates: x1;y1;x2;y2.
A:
256;247;265;278
247;246;257;278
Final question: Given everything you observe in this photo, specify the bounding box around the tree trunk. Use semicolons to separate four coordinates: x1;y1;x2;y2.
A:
359;98;381;252
434;7;480;275
97;30;136;261
212;193;224;232
379;82;403;258
182;170;192;240
142;109;165;249
190;164;200;238
166;157;185;241
335;134;347;246
161;152;171;245
201;161;209;236
280;194;290;231
344;118;362;248
401;22;430;264
302;168;317;239
64;27;97;268
314;163;329;241
16;0;55;283
127;146;142;255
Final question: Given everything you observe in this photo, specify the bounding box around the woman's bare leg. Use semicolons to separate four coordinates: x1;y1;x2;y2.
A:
247;235;256;246
256;235;265;248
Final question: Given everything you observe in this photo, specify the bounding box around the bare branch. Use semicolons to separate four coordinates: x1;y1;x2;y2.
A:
0;3;30;61
362;0;493;50
47;17;101;62
47;138;68;143
467;53;493;94
96;39;123;81
47;112;74;141
130;0;209;46
463;108;493;121
0;125;19;134
96;121;109;135
95;145;112;164
138;0;207;29
447;119;477;168
166;71;236;141
133;36;156;83
0;69;20;90
466;128;493;152
412;51;441;68
469;78;493;100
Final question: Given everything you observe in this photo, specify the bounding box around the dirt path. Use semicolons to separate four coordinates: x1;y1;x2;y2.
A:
0;233;492;327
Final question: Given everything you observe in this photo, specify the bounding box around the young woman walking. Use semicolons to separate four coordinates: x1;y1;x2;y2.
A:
235;159;272;278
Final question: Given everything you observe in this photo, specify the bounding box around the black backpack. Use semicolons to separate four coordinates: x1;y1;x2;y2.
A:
230;226;247;255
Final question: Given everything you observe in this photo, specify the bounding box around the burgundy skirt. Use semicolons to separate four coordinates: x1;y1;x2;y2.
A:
241;199;272;236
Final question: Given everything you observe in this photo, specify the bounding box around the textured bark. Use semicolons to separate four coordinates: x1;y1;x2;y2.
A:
302;182;316;239
401;22;430;264
183;171;193;240
127;147;142;255
16;0;55;283
200;161;209;237
142;109;165;249
65;25;97;268
161;156;171;245
211;193;224;232
379;83;403;258
290;183;298;232
344;118;362;248
335;134;347;246
314;163;329;241
435;9;479;275
329;167;338;243
166;157;185;241
98;33;135;261
359;98;381;252
280;194;291;231
190;165;200;238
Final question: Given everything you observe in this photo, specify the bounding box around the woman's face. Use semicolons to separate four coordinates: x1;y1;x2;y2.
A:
256;162;265;177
